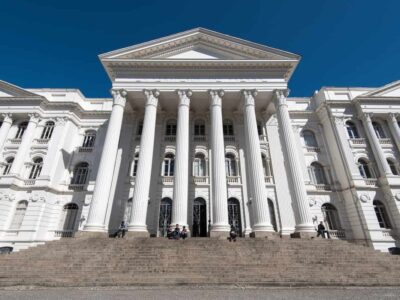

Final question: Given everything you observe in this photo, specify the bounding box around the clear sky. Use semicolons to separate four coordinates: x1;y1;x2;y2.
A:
1;0;399;98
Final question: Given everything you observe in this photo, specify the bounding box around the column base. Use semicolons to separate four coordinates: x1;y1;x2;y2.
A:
210;230;230;238
74;231;109;239
125;231;150;238
82;224;106;232
251;230;279;239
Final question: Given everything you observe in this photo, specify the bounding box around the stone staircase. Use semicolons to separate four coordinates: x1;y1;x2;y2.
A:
0;237;400;287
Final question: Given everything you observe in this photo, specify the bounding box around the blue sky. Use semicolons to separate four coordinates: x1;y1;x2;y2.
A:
1;0;399;98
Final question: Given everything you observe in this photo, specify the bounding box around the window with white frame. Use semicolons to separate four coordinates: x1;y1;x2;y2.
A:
373;200;391;229
41;121;55;140
387;159;399;175
29;157;43;179
257;121;263;136
71;162;89;185
309;162;328;185
193;153;206;177
163;153;175;176
345;121;359;139
59;203;79;231
358;158;374;178
131;153;139;177
302;130;318;147
225;153;238;176
321;203;341;230
165;120;177;136
82;130;96;148
194;120;205;136
223;120;234;136
372;121;386;139
15;121;28;139
9;200;28;230
3;157;14;175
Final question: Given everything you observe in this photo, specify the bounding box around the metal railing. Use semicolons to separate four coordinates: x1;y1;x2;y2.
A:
193;135;207;142
68;184;85;191
314;184;331;191
349;138;366;146
164;136;176;142
379;138;392;145
227;176;240;184
224;135;235;142
35;138;49;144
306;146;321;153
9;138;22;144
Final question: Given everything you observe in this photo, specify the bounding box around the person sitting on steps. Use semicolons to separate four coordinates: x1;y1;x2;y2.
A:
180;226;188;240
316;221;330;239
228;226;237;242
115;221;127;238
171;224;181;240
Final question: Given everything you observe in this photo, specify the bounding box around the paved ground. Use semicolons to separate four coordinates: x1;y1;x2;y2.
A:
0;286;399;300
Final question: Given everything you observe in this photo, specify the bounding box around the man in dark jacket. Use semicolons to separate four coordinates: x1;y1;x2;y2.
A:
316;221;330;239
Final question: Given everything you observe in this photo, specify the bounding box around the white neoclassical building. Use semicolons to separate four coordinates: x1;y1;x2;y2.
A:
1;28;400;251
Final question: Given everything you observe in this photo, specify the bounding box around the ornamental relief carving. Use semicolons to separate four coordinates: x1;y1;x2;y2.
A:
359;194;370;203
0;192;15;202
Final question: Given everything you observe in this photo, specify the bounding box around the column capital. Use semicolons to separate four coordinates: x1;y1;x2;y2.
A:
143;89;160;107
176;89;192;106
111;89;127;107
28;113;40;124
241;89;257;106
55;116;69;126
359;112;373;122
1;113;12;123
272;89;290;107
209;90;224;106
388;112;398;123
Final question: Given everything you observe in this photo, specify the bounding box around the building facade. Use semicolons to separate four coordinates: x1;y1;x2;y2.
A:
0;28;399;251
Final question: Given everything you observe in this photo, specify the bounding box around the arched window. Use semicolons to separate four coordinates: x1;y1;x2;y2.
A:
372;121;386;139
15;121;28;139
193;153;206;177
137;120;143;136
3;157;14;175
71;162;89;185
194;119;205;136
223;119;234;136
9;200;28;230
59;203;79;231
41;121;55;140
373;200;391;229
82;130;96;148
131;153;139;177
309;162;327;185
345;121;359;139
302;130;318;147
268;199;278;232
29;157;43;179
163;153;175;176
358;158;373;178
321;203;341;230
225;153;238;176
387;159;399;175
165;120;177;136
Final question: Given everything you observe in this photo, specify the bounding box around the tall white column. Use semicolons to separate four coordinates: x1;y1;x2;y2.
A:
171;90;191;228
387;113;400;154
242;90;273;235
9;114;40;176
209;90;230;236
128;90;159;235
84;89;127;232
360;113;392;177
0;114;12;153
273;90;314;235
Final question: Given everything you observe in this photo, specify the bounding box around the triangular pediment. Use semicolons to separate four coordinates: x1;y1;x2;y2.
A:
361;80;400;98
0;80;40;98
100;28;300;61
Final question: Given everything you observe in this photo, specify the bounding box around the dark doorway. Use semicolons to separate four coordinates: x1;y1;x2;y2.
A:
228;198;242;236
159;197;172;237
192;198;207;237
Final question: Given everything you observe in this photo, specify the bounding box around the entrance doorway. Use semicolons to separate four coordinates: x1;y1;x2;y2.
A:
228;198;242;236
159;197;172;237
192;198;207;237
